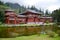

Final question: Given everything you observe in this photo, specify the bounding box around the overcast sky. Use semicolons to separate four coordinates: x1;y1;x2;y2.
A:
1;0;60;12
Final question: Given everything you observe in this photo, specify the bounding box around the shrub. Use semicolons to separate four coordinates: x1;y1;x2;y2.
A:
0;26;41;37
0;27;9;38
0;22;2;25
46;20;49;24
9;32;19;37
46;30;57;37
57;22;60;25
57;30;60;36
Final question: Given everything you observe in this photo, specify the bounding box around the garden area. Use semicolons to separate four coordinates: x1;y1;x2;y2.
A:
0;24;60;40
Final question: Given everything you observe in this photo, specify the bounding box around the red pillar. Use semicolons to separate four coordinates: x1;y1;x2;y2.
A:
15;18;16;24
8;19;10;24
7;17;10;24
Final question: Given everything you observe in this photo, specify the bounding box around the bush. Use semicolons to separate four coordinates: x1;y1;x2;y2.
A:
57;30;60;36
46;30;57;37
0;27;20;38
9;32;19;37
0;26;41;37
0;22;2;25
57;22;60;25
0;27;9;38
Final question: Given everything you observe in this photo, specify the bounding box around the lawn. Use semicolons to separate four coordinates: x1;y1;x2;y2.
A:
0;34;60;40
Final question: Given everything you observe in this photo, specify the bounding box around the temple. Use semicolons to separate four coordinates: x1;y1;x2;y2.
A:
5;9;53;24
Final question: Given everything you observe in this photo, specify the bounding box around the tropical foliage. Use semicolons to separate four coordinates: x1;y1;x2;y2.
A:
0;1;10;23
52;9;60;24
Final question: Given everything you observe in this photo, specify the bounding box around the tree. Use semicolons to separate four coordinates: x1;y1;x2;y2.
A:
39;8;44;14
30;6;38;11
30;6;35;10
45;10;49;16
0;1;10;23
52;9;60;23
19;5;27;13
27;6;30;9
0;11;5;23
0;1;5;23
45;10;49;15
0;1;4;5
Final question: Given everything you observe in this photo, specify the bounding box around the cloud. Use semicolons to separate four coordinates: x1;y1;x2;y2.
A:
0;0;24;5
47;5;60;11
1;0;60;11
22;0;58;6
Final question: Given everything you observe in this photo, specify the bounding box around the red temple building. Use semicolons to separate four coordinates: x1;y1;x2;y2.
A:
5;9;53;24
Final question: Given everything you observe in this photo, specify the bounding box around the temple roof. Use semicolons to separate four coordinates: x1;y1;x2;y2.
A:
20;9;42;15
40;17;52;18
17;15;27;17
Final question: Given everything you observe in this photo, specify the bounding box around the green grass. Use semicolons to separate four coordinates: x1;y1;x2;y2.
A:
0;34;60;40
